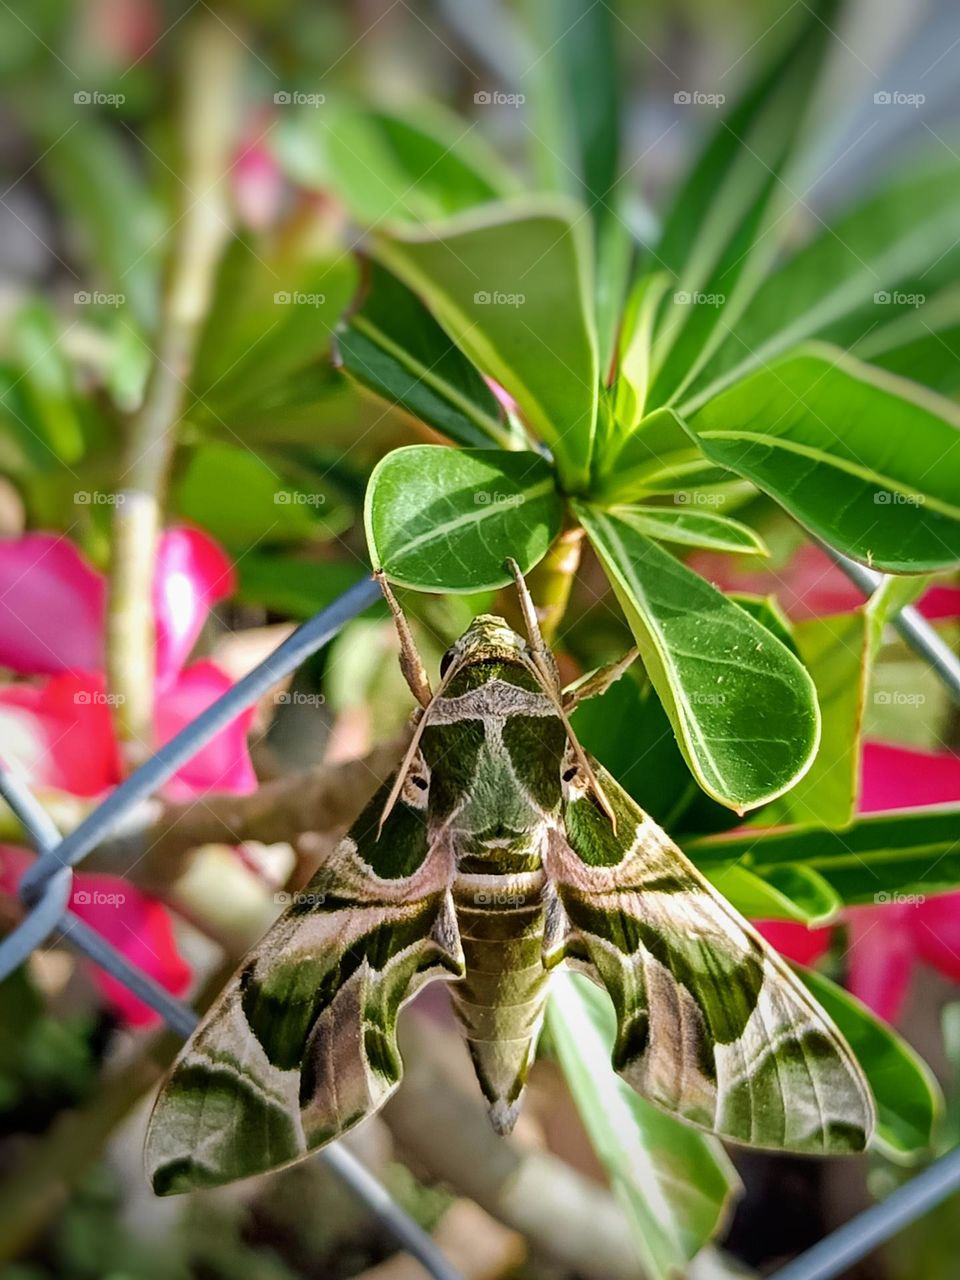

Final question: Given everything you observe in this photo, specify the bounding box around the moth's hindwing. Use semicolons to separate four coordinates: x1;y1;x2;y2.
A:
145;761;462;1194
548;754;876;1154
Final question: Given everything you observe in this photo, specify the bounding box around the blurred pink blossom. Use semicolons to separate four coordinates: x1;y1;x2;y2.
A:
691;541;960;622
232;129;285;232
0;526;254;1023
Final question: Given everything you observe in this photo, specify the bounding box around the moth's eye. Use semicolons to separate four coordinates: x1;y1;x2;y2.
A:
562;765;579;783
439;648;455;678
412;776;428;791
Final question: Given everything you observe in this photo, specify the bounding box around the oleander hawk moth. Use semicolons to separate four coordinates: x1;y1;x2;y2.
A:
146;567;874;1193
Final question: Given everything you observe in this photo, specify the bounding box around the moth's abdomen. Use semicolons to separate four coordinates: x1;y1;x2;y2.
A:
450;869;549;1135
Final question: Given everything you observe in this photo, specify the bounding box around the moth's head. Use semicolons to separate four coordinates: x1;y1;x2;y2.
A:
438;614;529;682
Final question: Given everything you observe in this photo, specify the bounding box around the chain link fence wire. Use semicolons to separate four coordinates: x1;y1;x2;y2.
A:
0;565;958;1280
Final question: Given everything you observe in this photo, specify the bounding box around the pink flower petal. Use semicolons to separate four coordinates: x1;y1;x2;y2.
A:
689;543;864;621
912;892;960;984
0;852;190;1028
0;674;120;796
154;527;236;684
70;873;191;1026
846;905;915;1021
0;535;105;675
860;743;960;813
155;660;255;799
754;919;832;966
918;586;960;621
233;137;285;232
0;844;30;897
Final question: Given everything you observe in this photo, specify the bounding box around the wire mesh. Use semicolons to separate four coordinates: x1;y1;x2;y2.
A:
0;563;957;1280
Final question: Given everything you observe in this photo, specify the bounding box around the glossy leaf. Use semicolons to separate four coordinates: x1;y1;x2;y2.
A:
709;863;841;927
614;274;672;432
547;971;739;1279
689;807;960;905
852;284;960;398
611;504;768;556
685;345;960;572
520;0;629;371
799;970;941;1162
376;200;599;490
681;159;960;414
365;445;563;591
647;0;840;409
577;505;820;811
338;263;515;450
571;667;741;838
594;407;731;501
765;576;929;829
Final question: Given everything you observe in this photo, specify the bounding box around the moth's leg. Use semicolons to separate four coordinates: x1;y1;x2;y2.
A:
505;560;618;832
375;570;433;710
562;648;640;712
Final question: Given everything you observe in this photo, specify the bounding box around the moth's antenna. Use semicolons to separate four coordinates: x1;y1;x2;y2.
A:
375;570;433;709
376;711;432;837
504;558;619;833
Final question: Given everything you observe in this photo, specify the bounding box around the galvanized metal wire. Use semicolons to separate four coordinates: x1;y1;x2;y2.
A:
0;561;958;1280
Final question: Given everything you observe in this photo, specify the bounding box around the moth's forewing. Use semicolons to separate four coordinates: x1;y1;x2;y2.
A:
548;754;876;1154
145;765;462;1194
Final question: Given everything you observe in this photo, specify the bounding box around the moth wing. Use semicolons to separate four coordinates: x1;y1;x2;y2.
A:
146;769;462;1193
547;755;875;1154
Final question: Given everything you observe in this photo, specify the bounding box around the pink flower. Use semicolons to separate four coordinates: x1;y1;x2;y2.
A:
690;542;959;622
0;848;191;1027
757;743;960;1022
0;527;254;796
232;127;285;232
0;526;255;1023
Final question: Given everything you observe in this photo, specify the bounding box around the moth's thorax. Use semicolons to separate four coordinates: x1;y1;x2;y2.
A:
419;642;568;844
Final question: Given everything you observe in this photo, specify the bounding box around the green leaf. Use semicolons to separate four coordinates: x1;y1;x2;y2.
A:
365;445;563;591
547;972;739;1279
277;100;515;225
798;970;941;1162
376;200;599;490
190;239;358;420
520;0;629;371
37;115;161;328
175;442;347;548
236;557;371;619
10;301;85;465
594;407;732;501
577;505;820;811
764;577;928;829
765;613;871;830
852;284;960;398
337;263;515;450
610;503;768;556
647;0;840;409
688;807;960;905
685;345;960;572
708;863;841;926
613;274;672;433
681;158;960;413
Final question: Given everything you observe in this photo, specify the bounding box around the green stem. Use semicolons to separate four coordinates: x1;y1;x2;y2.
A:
107;13;243;766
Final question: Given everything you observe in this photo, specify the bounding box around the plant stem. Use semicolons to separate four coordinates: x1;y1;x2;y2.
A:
107;13;243;766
